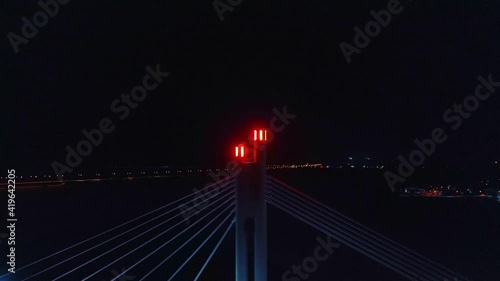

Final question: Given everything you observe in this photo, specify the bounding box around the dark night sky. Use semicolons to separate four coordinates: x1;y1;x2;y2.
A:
2;0;500;173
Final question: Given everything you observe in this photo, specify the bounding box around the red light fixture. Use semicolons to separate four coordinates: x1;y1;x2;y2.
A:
235;145;245;158
235;144;253;162
254;129;267;141
234;129;269;163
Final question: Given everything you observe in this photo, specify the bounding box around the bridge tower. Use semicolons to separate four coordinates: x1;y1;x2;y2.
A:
234;129;268;281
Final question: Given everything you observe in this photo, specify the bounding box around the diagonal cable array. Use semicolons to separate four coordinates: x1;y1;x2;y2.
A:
265;175;470;281
76;190;235;281
7;176;236;281
193;216;234;281
146;207;234;281
1;178;231;279
110;200;234;281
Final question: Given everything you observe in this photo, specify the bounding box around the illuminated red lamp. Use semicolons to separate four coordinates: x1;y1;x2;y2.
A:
234;143;255;163
235;145;245;158
253;129;267;142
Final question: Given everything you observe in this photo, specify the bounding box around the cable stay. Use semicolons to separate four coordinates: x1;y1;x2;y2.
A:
266;176;469;281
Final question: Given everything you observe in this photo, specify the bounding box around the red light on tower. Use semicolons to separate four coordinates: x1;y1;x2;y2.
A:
234;129;269;164
235;144;254;163
235;128;268;280
254;129;267;141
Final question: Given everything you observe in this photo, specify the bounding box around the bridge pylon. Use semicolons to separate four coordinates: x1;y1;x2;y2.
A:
234;129;268;281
